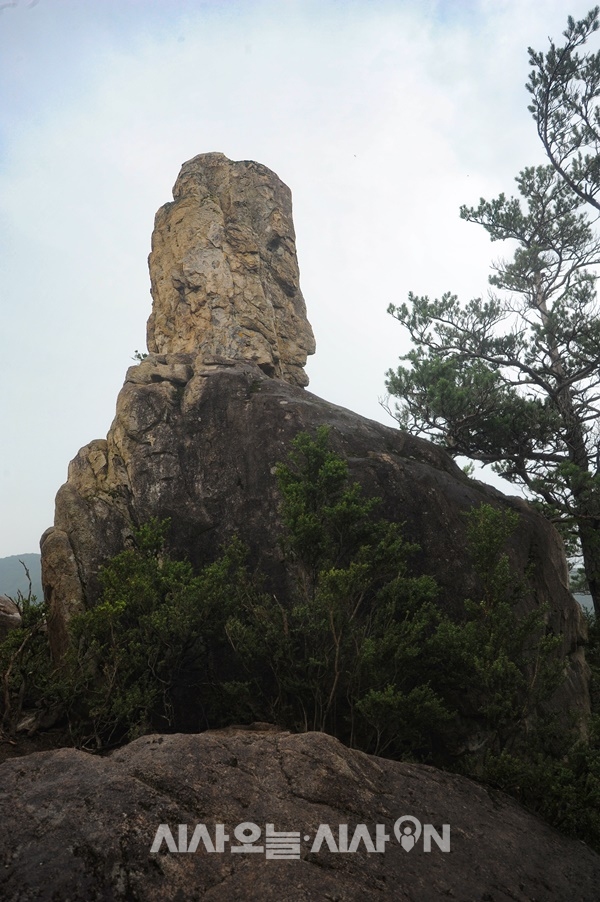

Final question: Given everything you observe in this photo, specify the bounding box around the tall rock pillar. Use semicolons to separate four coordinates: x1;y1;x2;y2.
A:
146;152;316;387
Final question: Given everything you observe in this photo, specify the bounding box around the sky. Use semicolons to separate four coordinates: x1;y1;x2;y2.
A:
0;0;585;556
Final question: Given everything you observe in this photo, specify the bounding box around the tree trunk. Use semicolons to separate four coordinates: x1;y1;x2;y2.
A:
578;519;600;617
534;281;600;615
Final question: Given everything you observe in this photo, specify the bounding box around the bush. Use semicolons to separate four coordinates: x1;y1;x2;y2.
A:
0;570;55;737
62;520;254;748
449;504;563;754
224;432;565;764
59;432;574;764
453;509;600;852
225;427;453;758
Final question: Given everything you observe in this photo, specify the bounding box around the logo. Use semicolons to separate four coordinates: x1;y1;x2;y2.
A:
150;816;450;857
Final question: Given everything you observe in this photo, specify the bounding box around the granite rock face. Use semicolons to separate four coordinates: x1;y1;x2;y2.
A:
1;727;599;901
40;357;589;722
0;595;21;640
146;152;316;387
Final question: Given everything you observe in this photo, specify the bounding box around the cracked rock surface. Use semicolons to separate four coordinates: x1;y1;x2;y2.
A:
146;152;316;387
1;727;599;901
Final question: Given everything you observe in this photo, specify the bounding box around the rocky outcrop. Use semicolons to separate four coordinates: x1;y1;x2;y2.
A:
0;595;21;640
1;726;599;901
146;153;315;387
40;357;589;719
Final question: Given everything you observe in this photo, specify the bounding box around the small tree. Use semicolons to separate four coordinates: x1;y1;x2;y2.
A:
459;505;563;753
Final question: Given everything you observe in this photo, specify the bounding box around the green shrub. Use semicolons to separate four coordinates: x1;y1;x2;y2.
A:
0;573;55;737
455;508;600;852
62;520;253;748
224;426;457;758
455;504;563;754
224;434;567;765
59;432;572;763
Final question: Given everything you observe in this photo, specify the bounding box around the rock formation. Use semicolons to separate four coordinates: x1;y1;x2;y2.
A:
146;152;315;387
40;355;590;716
41;153;589;722
1;727;599;901
0;595;21;641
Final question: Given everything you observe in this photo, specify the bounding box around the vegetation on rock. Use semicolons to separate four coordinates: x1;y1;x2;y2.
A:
0;574;55;736
2;428;598;850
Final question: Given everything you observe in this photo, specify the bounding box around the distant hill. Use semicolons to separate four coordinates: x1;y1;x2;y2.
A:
0;554;42;601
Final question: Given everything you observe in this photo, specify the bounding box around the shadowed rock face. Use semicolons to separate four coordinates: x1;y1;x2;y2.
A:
1;727;599;901
146;152;316;387
40;358;589;723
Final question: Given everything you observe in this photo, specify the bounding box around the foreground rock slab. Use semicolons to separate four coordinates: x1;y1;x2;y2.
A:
1;727;599;901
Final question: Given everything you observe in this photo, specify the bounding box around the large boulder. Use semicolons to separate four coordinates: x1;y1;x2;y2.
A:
40;356;589;718
146;152;316;387
1;726;599;901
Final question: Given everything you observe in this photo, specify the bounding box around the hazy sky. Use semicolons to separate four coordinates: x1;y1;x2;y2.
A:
0;0;583;555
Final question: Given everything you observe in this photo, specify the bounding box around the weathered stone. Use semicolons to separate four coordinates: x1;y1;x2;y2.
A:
0;594;21;640
41;358;589;724
1;727;599;901
146;152;316;387
40;527;85;661
125;359;193;386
